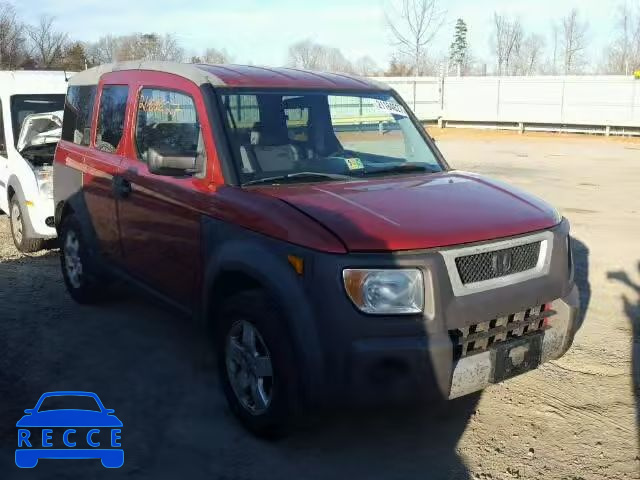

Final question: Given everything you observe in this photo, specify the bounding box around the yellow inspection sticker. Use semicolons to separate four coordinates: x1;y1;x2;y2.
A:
345;157;364;170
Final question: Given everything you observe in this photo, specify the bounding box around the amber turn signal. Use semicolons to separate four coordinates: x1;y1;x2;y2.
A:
287;255;304;275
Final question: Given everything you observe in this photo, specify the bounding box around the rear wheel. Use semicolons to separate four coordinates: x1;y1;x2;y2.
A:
216;290;299;438
59;214;107;304
9;197;44;253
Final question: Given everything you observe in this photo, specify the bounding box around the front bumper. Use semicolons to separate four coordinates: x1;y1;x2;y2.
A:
347;285;579;404
26;196;56;238
300;220;578;406
449;285;579;398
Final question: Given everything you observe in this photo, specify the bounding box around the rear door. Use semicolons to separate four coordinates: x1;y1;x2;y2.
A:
55;84;98;230
115;72;214;307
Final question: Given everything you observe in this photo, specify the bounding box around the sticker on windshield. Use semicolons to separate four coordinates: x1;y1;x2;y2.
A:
373;99;408;117
345;157;364;170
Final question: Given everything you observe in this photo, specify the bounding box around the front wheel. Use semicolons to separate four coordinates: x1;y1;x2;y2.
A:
59;214;107;304
216;290;299;438
9;197;44;253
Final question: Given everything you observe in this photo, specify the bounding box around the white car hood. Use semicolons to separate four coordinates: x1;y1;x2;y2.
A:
17;110;63;152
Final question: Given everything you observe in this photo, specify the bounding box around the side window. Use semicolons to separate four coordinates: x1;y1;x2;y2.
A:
96;85;129;153
0;99;6;156
135;88;205;176
61;85;97;146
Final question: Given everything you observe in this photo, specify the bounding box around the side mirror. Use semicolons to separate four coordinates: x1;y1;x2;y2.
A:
24;409;34;414
147;147;199;177
105;409;115;414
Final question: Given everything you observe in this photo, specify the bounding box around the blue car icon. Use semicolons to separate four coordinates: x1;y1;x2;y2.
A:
16;391;123;468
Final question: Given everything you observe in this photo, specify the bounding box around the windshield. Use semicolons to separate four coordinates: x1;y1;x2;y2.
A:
37;395;102;412
11;94;66;146
217;90;443;185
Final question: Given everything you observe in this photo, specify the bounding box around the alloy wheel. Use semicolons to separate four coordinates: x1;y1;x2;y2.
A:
64;230;83;289
225;320;274;415
10;203;23;245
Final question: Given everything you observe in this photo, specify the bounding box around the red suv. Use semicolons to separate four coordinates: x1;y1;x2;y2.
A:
54;62;580;436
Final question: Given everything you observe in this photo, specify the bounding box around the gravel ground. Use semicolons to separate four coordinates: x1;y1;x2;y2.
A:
0;131;638;479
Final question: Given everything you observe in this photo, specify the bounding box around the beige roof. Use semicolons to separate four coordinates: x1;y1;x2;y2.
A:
68;61;225;87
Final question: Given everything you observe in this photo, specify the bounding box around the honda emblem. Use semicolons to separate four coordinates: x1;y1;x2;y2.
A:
491;251;513;275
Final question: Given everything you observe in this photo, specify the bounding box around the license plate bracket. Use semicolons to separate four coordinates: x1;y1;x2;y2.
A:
492;333;542;383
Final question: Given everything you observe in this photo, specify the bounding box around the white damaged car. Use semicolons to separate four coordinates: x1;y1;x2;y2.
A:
0;71;68;252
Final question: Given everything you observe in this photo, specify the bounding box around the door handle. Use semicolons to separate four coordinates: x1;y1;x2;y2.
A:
113;176;132;199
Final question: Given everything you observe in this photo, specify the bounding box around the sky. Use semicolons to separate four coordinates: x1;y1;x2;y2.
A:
15;0;622;68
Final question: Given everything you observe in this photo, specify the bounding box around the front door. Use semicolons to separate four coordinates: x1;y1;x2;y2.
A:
115;74;211;307
82;83;128;260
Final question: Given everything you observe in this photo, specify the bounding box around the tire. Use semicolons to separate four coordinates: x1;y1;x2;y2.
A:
59;214;106;304
9;196;44;253
216;290;300;438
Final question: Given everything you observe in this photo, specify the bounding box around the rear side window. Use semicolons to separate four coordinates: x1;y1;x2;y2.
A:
96;85;129;153
135;88;205;175
61;85;97;146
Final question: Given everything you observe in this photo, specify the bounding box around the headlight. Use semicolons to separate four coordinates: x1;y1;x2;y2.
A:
35;170;53;198
343;269;424;315
38;180;53;198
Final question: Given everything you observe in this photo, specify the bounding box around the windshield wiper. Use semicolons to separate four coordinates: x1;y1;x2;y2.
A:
243;171;353;186
363;164;438;176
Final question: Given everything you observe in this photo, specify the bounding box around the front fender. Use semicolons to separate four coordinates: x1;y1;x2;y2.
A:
200;218;326;405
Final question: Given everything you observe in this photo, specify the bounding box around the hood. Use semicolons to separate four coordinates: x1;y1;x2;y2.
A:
17;110;63;153
252;171;560;252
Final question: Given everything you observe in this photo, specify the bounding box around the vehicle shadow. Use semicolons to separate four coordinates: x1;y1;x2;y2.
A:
0;209;478;479
571;237;591;331
607;261;640;437
0;205;591;479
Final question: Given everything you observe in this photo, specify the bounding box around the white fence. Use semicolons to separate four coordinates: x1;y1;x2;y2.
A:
374;75;640;134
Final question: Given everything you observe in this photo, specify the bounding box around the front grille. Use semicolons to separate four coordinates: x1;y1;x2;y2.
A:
450;304;553;359
455;241;541;284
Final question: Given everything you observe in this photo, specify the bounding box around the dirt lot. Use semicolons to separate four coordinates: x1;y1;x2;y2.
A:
0;130;638;479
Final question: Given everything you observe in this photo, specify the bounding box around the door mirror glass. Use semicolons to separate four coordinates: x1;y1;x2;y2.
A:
147;140;202;177
136;88;206;177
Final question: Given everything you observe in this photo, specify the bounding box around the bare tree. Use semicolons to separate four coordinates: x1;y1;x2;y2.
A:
287;39;326;70
514;33;545;75
385;0;446;75
491;13;523;75
384;54;414;76
323;47;353;72
87;35;120;64
117;33;184;62
353;55;380;76
27;15;67;68
561;8;589;74
202;47;232;64
191;47;233;64
62;41;88;70
0;2;27;69
287;39;353;72
548;22;560;74
604;2;640;74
